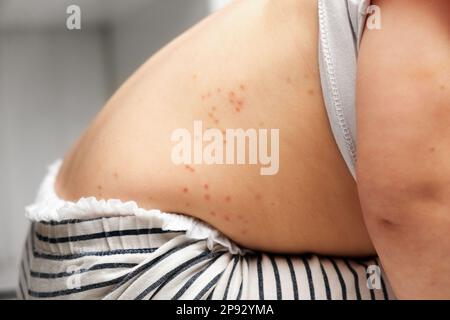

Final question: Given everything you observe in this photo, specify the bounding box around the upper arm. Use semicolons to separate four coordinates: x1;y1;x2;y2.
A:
356;0;450;219
356;0;450;299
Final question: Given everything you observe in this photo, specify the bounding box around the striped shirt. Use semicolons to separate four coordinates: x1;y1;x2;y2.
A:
18;215;394;300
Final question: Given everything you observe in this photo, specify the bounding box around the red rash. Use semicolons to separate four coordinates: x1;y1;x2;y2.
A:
228;88;245;112
201;85;247;117
204;194;211;201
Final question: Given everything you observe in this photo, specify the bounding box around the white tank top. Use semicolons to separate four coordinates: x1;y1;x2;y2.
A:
318;0;370;180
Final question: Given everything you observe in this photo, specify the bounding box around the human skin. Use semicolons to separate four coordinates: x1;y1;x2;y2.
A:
55;0;374;255
356;0;450;299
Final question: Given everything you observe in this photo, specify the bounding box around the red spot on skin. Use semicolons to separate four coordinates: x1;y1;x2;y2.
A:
235;108;241;112
224;215;231;221
225;196;231;203
229;91;235;97
238;214;244;220
240;84;246;91
237;100;244;107
241;229;248;235
210;211;216;216
216;88;222;94
204;184;209;190
204;194;210;201
255;194;261;200
186;202;190;207
208;112;214;118
182;187;189;193
97;185;102;190
307;89;314;96
271;202;275;206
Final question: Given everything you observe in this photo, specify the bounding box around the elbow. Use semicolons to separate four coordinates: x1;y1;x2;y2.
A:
356;161;450;227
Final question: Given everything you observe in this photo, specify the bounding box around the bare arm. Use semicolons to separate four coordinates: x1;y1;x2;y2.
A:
356;0;450;299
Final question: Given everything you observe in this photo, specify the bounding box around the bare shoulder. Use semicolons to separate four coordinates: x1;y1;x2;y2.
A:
56;0;322;199
55;0;370;254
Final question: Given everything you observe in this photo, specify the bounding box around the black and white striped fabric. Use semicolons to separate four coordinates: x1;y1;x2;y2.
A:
18;215;394;300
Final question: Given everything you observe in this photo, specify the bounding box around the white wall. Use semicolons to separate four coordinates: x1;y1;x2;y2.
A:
0;30;108;290
208;0;232;12
0;0;214;293
111;0;210;88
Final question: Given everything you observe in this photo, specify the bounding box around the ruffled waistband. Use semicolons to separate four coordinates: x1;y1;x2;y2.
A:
25;160;247;255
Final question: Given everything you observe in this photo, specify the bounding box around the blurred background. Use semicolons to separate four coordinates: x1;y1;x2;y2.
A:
0;0;231;297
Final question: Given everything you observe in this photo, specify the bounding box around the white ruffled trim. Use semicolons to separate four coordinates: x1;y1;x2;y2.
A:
25;160;247;255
